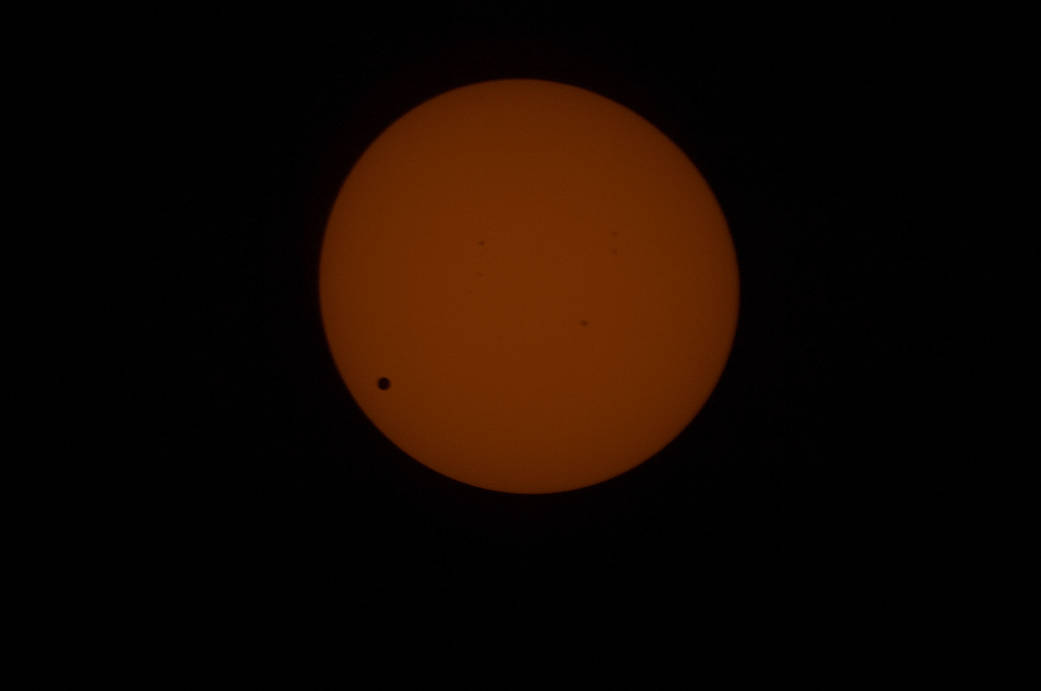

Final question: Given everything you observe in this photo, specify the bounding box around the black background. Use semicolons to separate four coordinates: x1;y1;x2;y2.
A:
148;12;965;605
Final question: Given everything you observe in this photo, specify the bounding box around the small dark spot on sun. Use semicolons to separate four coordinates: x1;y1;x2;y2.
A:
476;271;484;278
611;231;618;238
579;319;589;326
611;248;618;255
477;240;485;246
377;377;391;390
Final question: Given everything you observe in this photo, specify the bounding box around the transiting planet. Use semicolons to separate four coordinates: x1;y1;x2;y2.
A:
319;78;739;494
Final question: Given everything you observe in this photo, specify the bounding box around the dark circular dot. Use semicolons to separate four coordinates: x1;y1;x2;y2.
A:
377;377;391;390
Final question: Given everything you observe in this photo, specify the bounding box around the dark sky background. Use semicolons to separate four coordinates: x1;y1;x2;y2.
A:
145;13;967;607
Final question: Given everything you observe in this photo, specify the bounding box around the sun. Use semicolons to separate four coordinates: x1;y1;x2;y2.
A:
319;78;739;494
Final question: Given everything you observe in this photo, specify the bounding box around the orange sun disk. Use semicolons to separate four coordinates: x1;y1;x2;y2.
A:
319;78;739;494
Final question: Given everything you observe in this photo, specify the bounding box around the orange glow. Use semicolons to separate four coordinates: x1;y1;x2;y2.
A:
319;79;739;494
